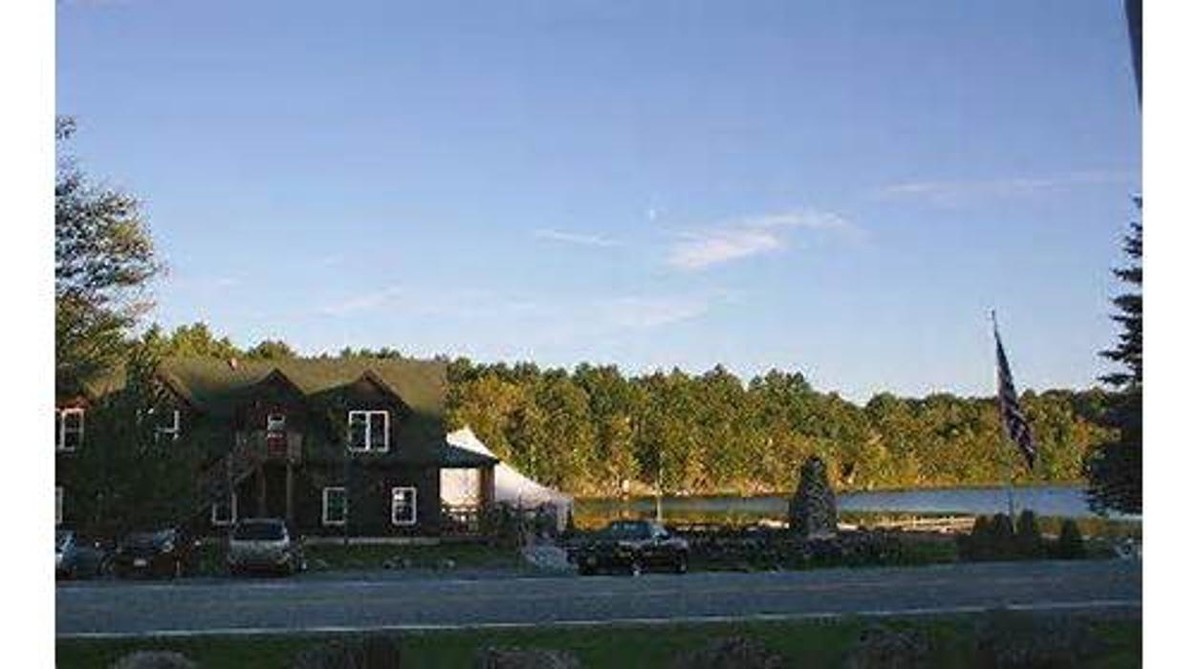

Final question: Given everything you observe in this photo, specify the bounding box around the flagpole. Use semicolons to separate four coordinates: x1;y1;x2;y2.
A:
991;310;1017;521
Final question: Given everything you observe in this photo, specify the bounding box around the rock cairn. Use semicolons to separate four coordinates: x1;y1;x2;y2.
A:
788;455;837;539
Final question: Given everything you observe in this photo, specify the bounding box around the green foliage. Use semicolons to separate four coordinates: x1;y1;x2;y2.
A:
1087;199;1143;515
56;118;162;396
1056;519;1086;559
1100;200;1143;390
245;339;298;360
1014;510;1045;560
959;512;1050;562
65;345;203;537
139;322;241;360
444;359;1118;497
56;615;1144;669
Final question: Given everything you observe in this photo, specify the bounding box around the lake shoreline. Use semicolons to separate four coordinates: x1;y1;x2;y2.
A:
575;480;1091;502
575;483;1139;522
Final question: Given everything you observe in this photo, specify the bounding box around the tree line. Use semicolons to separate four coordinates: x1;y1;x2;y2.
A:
445;360;1116;497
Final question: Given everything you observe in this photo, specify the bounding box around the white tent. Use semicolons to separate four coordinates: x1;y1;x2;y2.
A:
441;426;574;531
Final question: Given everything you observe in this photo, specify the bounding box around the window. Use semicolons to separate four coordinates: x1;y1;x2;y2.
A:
322;487;347;526
55;487;63;526
266;413;286;431
391;487;417;526
57;408;84;452
347;410;389;452
211;493;238;527
154;409;181;443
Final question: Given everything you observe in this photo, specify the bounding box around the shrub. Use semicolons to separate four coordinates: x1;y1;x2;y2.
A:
987;514;1015;560
843;625;931;669
973;610;1103;668
957;516;992;561
1055;519;1087;560
291;635;403;669
668;636;784;669
1014;510;1045;560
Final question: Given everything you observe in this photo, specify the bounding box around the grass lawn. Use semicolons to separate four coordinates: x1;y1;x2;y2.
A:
303;540;525;572
57;612;1140;668
191;539;524;576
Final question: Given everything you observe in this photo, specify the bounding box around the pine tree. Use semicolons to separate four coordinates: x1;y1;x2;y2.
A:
1085;198;1142;515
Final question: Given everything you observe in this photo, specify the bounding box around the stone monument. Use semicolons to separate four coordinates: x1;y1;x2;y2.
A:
788;455;838;538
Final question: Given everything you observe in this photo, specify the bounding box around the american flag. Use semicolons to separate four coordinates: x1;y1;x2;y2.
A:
994;321;1036;470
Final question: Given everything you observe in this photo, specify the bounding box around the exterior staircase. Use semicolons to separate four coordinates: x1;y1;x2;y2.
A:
196;433;261;512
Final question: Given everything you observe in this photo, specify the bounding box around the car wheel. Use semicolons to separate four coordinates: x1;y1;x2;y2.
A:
675;552;688;574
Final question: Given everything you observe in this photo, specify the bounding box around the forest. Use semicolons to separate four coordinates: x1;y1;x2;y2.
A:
444;359;1115;498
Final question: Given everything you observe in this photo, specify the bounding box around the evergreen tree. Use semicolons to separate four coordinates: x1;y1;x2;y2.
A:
1085;199;1143;514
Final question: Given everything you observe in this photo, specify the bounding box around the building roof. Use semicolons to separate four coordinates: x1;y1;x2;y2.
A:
155;357;448;418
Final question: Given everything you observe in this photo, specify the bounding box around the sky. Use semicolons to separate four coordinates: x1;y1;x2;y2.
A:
55;0;1142;403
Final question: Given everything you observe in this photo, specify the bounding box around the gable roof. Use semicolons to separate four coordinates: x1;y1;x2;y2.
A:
154;357;448;419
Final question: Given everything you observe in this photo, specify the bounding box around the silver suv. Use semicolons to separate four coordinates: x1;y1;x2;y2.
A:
227;518;306;575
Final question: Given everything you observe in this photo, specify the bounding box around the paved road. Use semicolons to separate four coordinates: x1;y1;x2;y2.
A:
57;560;1141;638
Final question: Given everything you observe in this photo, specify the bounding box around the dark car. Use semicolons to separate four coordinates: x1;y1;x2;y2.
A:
226;518;306;576
56;529;112;580
113;527;201;579
573;520;689;576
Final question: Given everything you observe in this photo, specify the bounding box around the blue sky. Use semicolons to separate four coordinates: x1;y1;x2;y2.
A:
56;0;1141;403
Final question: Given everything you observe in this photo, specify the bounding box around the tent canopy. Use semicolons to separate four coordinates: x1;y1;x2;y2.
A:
441;426;573;529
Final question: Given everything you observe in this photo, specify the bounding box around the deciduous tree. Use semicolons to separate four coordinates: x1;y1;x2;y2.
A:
56;118;161;395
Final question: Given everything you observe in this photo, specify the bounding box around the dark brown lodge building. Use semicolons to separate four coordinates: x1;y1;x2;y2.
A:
55;357;498;536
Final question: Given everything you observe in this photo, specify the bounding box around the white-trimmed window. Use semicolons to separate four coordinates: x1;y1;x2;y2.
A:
55;486;63;526
154;409;182;443
322;487;347;526
266;413;286;431
348;410;389;452
57;408;84;452
391;486;417;526
211;493;238;527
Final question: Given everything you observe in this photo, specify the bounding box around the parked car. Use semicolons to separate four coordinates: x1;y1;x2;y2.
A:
226;518;306;576
112;527;201;579
56;529;112;580
572;520;689;576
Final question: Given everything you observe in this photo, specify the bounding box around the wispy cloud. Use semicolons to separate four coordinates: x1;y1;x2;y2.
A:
596;295;711;329
318;286;538;320
318;282;717;338
317;285;405;316
168;274;241;294
533;228;620;247
667;210;857;270
877;170;1135;207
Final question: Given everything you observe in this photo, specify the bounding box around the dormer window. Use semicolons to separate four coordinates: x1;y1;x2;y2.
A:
153;409;181;443
267;413;287;431
347;410;389;452
56;408;84;452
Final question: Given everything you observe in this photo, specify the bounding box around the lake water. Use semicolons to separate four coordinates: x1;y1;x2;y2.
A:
578;484;1140;521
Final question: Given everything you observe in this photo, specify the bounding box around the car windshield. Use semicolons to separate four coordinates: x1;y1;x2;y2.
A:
604;522;651;540
233;521;285;541
123;530;171;548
